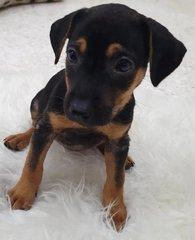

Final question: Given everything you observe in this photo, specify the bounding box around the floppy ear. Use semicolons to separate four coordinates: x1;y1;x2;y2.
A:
50;8;87;64
147;18;187;87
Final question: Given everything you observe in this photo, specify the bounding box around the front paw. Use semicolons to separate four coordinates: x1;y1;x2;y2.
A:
104;198;127;231
4;133;29;151
7;184;36;210
110;203;127;231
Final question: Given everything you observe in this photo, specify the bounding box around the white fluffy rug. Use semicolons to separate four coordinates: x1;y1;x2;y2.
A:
0;0;195;239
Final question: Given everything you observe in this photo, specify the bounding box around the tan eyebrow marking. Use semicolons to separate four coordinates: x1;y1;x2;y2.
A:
76;37;87;54
106;43;123;58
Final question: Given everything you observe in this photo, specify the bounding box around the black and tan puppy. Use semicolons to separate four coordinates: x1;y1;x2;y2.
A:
4;4;186;230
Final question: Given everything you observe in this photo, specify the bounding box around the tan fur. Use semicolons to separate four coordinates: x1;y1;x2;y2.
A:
65;76;70;94
125;155;135;170
97;122;130;140
31;110;39;127
31;110;37;122
113;68;146;115
76;37;87;54
103;151;126;230
8;139;53;210
49;112;83;131
49;113;130;139
4;128;33;151
106;43;123;58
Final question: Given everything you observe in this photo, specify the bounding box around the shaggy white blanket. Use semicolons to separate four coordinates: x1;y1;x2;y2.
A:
0;0;194;239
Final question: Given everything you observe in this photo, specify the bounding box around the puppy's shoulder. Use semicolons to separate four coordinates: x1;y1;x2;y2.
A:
45;69;67;113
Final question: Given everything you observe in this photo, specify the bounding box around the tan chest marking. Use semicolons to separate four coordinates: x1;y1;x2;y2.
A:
49;113;83;131
96;122;130;140
49;113;130;140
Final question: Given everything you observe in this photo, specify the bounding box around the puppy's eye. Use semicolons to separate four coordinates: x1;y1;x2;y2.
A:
67;49;78;64
115;58;134;73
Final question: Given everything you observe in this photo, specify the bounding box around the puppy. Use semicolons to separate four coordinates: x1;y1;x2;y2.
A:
4;4;186;230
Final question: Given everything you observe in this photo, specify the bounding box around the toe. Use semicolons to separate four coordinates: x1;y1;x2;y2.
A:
125;156;135;170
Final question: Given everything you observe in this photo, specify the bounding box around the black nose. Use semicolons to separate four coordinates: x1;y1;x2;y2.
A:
69;99;91;120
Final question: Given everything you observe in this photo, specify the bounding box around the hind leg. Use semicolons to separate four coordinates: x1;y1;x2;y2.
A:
125;155;135;170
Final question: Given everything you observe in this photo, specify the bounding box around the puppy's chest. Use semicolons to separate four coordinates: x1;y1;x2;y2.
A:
56;128;105;150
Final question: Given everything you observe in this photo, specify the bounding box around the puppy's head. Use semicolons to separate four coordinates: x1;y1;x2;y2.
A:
50;4;186;126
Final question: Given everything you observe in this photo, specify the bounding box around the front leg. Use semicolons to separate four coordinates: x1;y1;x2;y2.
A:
103;134;129;231
8;118;54;210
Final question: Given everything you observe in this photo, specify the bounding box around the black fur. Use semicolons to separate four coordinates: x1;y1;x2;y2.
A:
56;128;104;149
147;18;187;86
29;115;53;170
